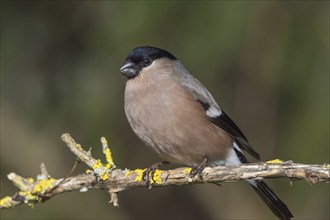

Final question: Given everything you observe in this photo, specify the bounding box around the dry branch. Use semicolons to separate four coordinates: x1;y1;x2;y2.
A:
1;133;329;210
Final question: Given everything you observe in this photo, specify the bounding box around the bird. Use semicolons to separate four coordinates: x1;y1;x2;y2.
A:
120;46;293;220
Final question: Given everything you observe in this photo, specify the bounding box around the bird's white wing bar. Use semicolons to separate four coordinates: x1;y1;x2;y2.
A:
206;105;222;118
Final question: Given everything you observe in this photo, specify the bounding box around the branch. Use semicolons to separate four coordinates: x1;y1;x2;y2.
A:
1;133;329;210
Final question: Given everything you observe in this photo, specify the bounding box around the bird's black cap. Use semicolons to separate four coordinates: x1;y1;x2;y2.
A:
127;46;177;61
120;46;177;79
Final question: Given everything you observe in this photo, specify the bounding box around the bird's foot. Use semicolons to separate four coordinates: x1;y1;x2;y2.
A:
143;161;169;188
190;157;208;178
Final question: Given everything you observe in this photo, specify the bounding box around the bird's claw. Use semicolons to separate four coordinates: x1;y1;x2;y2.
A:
190;157;208;178
142;161;169;188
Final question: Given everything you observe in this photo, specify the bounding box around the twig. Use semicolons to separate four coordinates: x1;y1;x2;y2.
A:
1;133;329;210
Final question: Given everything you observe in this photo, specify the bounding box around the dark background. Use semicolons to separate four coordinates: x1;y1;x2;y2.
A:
1;1;329;219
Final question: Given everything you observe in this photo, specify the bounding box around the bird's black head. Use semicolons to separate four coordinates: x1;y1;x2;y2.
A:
120;46;177;79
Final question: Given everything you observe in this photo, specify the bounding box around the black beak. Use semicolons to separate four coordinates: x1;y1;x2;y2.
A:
120;61;139;79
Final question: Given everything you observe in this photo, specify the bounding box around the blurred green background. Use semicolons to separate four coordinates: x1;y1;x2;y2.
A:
1;1;329;219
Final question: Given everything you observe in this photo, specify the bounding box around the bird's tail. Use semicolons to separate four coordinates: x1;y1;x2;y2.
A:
248;179;293;220
232;145;293;219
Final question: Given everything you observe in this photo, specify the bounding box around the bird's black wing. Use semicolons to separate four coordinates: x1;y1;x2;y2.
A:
198;100;260;160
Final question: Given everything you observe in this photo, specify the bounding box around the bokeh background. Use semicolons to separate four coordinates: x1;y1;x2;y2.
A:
1;1;329;219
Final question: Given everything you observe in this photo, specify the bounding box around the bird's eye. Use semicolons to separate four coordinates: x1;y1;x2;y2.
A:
143;59;152;66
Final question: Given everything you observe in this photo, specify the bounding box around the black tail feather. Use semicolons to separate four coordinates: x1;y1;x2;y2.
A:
233;146;293;219
250;180;293;220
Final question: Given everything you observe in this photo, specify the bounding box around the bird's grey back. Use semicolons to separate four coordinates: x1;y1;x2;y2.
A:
172;61;221;110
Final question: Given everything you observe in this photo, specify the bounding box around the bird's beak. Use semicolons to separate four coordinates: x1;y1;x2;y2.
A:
120;61;139;79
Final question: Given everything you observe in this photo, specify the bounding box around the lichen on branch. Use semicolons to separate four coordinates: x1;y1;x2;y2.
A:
1;133;329;210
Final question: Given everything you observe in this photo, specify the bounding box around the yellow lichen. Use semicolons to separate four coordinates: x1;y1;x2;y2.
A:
92;160;103;170
80;137;117;181
27;178;35;183
182;168;192;174
85;169;93;174
124;170;134;176
91;159;110;181
18;191;40;202
149;170;164;185
104;163;112;170
103;148;114;167
99;170;109;181
125;169;165;184
75;143;82;150
130;169;146;182
126;169;164;183
0;196;13;208
98;169;109;181
266;159;283;164
100;137;115;171
1;178;56;208
32;178;56;194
